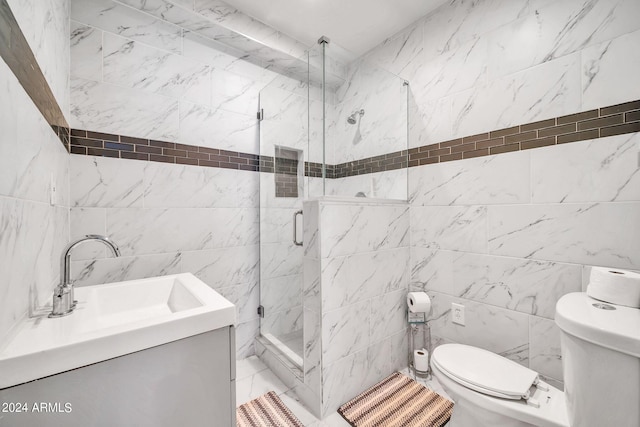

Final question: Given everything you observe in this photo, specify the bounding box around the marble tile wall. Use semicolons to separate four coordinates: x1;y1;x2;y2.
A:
7;0;70;119
301;198;410;417
361;0;640;387
0;55;70;342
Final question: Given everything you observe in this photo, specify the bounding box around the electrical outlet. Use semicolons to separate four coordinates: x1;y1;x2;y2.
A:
452;303;465;326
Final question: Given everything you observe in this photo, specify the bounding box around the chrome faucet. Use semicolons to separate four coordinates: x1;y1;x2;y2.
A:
49;234;121;318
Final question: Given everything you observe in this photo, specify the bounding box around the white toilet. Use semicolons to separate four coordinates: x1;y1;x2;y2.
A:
430;292;640;427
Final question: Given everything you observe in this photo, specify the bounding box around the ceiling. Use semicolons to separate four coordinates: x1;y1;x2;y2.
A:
223;0;448;56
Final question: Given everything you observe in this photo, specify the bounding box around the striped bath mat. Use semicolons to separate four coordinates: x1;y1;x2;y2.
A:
236;391;304;427
338;372;453;427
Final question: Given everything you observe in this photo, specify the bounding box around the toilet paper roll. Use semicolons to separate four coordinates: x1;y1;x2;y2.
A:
414;349;429;373
407;292;431;314
588;267;640;308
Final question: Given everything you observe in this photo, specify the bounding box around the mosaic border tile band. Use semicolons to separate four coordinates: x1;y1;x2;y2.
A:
0;0;69;148
69;99;640;177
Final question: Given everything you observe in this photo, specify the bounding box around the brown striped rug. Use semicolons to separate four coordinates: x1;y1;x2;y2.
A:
237;391;304;427
338;372;453;427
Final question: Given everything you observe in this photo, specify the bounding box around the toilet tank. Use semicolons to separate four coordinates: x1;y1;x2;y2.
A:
556;293;640;427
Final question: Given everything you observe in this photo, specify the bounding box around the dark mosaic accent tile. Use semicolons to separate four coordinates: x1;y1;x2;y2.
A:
451;142;476;154
149;154;176;163
556;110;598;125
505;130;536;144
557;129;599;144
476;137;504;150
490;126;519;138
199;147;220;155
219;162;239;170
176;157;198;166
105;141;134;152
70;129;87;137
521;118;556;132
71;137;103;148
70;146;87;155
600;121;640;138
418;143;440;152
577;114;623;131
626;110;640;122
150;140;175;149
440;152;462;162
520;136;556;150
600;100;640;116
429;147;451;157
135;145;162;155
87;147;119;158
87;131;118;142
187;151;209;160
174;143;193;151
463;148;490;159
199;160;220;168
490;143;519;155
538;123;577;137
439;138;463;148
163;148;187;157
220;149;239;157
210;154;230;162
121;151;149;161
462;133;489;143
121;135;149;145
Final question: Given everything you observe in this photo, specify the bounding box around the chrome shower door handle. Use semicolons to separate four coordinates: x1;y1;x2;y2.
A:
293;210;303;246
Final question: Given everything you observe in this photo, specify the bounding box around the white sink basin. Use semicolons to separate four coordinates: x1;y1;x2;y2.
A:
0;273;235;389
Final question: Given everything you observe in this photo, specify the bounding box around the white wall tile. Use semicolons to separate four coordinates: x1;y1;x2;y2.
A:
410;205;487;253
321;301;370;366
488;203;640;269
582;28;640;110
182;245;259;289
531;133;640;203
529;316;562;382
409;150;531;206
70;21;103;81
410;248;454;295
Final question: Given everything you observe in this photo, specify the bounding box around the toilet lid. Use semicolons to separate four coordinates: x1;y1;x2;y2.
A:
432;344;538;399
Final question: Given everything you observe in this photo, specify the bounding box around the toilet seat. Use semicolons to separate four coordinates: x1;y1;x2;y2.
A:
431;344;539;400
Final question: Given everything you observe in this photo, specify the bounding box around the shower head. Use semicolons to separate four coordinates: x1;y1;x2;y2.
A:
347;109;365;125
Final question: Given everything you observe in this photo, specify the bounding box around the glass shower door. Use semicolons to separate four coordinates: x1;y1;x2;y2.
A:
257;54;310;370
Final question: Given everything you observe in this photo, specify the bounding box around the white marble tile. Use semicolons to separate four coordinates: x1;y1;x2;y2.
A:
143;162;259;208
263;306;302;337
409;150;531;206
303;257;321;313
319;203;409;258
321;349;368;416
103;33;212;105
453;253;582;319
71;0;183;54
209;207;259;248
488;0;640;80
235;355;267;380
260;208;297;244
70;21;103;81
70;208;107;260
529;316;563;382
218;281;259;324
235;365;291;405
428;291;529;366
70;155;144;208
9;0;70;117
70;77;179;141
369;289;408;343
487;203;640;269
279;389;319;427
410;248;454;295
260;275;302;314
409;96;452;148
582;28;640;110
410;205;487;253
302;201;319;259
260;242;303;279
260;119;307;157
259;84;310;129
365;331;408;392
303;308;322;396
105;208;213;255
210;68;261;116
71;252;182;287
412;36;488;102
321;301;370;366
321;248;409;312
330;169;408;200
236;318;259;359
451;53;581;138
182;245;259;289
178;101;258;153
365;22;423;82
531;133;640;203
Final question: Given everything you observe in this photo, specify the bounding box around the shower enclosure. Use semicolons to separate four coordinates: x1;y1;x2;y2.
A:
257;37;409;416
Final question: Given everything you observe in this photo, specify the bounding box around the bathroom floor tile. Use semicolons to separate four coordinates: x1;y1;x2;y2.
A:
235;366;291;405
236;355;268;380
